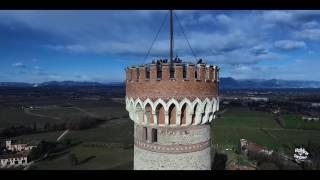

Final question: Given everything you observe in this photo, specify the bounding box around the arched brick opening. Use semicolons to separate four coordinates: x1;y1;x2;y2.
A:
135;103;144;123
180;103;187;125
191;104;198;125
201;103;207;122
168;104;176;125
156;103;165;125
145;103;153;124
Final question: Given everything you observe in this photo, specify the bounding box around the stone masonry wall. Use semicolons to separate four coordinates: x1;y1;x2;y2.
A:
134;146;211;170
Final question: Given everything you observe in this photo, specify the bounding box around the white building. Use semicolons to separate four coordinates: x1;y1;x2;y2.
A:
6;140;36;152
245;97;269;102
302;116;320;122
0;153;28;168
311;103;320;107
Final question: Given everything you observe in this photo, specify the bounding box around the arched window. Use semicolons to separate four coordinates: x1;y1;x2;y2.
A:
168;104;176;125
201;103;207;122
156;104;165;125
180;103;187;125
135;103;144;123
191;104;198;124
145;103;153;124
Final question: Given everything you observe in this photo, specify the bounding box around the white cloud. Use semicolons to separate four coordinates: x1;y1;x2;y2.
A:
274;40;306;50
251;45;270;55
296;28;320;40
302;20;319;29
12;62;26;68
33;66;41;70
198;14;214;24
262;11;294;24
216;14;231;24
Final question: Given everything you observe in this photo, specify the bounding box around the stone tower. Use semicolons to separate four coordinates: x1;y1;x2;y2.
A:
125;61;220;170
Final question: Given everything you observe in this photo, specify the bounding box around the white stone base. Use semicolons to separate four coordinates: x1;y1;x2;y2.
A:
134;145;211;170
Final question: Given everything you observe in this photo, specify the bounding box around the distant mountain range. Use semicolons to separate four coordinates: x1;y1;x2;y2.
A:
0;78;320;88
0;81;124;88
220;77;320;89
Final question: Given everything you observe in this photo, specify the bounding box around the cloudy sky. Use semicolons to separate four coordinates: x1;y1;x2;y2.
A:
0;10;320;83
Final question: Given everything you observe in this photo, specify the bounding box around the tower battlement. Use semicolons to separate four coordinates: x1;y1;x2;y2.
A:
126;62;219;83
126;62;219;101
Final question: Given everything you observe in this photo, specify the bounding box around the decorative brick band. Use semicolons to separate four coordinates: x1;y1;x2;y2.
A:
126;96;220;126
134;139;210;154
127;95;217;102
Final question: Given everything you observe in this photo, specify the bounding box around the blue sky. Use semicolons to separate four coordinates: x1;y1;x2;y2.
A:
1;10;320;83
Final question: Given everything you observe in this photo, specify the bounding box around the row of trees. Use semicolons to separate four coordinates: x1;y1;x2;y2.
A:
28;139;74;161
0;116;106;138
43;116;105;131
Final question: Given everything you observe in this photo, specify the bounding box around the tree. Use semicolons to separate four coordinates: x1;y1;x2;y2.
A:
305;141;320;170
44;122;50;130
69;153;78;166
33;122;37;131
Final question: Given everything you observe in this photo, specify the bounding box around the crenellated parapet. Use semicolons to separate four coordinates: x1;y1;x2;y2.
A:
125;62;220;100
125;96;219;127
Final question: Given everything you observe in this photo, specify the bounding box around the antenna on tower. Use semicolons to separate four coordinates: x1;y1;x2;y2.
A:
170;9;174;63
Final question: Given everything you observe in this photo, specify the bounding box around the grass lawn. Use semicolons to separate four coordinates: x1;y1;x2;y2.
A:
282;113;320;130
213;107;320;155
213;126;278;150
30;145;133;170
214;107;280;129
30;107;86;121
0;108;56;128
13;130;64;142
19;117;134;170
66;118;133;144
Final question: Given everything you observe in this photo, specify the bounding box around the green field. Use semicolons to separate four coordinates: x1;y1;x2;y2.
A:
15;116;134;170
0;108;58;128
29;118;133;170
213;107;320;155
214;107;280;128
30;145;133;170
282;113;320;130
